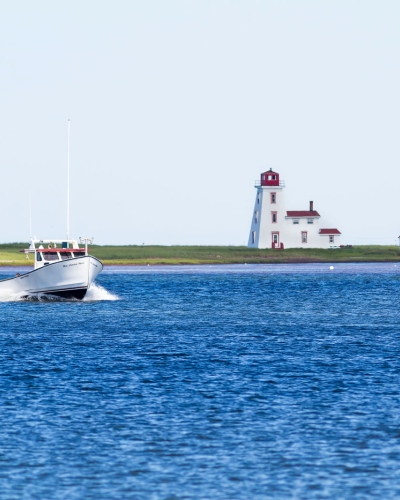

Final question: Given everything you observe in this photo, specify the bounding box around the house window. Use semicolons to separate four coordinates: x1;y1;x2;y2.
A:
270;193;276;204
301;232;308;244
307;219;314;224
272;233;279;244
293;219;299;225
271;212;277;223
254;211;258;223
329;236;334;244
252;231;256;244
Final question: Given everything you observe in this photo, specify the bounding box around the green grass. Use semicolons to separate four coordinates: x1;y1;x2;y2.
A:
1;243;399;266
0;243;34;266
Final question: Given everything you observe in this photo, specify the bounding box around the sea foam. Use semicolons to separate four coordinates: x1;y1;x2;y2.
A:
84;282;119;301
0;282;119;302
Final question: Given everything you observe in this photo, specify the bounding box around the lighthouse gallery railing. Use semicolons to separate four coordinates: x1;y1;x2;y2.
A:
254;180;286;187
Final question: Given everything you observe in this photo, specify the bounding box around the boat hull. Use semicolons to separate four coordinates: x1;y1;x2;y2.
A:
0;255;103;299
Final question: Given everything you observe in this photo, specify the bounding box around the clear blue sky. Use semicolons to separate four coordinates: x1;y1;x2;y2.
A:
1;1;399;245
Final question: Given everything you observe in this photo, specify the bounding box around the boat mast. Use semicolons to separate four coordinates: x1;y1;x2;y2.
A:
29;192;32;239
67;119;70;240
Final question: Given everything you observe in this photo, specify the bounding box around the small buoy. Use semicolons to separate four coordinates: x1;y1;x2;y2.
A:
330;266;334;270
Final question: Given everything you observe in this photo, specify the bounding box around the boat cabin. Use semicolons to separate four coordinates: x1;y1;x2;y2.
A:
22;239;91;270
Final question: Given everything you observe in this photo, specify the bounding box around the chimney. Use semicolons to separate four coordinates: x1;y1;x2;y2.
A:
310;201;314;212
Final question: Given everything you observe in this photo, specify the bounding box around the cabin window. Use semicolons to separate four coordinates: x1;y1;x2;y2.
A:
60;252;73;260
301;232;308;244
36;252;42;262
74;252;85;257
271;212;277;223
293;219;299;225
307;219;314;224
329;236;334;244
42;252;59;262
270;193;276;204
252;231;256;244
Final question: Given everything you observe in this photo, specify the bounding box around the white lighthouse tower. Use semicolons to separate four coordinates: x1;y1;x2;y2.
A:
248;168;341;249
248;169;286;248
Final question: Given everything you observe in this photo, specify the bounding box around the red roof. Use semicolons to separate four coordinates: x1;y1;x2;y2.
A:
261;169;279;175
286;211;320;217
319;228;341;235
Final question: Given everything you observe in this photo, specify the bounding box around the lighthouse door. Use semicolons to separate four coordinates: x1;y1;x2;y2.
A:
272;232;279;248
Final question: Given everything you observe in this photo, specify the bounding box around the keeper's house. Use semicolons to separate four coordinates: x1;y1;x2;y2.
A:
248;169;341;249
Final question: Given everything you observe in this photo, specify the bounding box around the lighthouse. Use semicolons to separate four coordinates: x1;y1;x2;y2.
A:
248;169;341;249
248;169;286;248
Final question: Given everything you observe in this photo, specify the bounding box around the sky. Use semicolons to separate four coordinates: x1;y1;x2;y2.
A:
0;0;399;246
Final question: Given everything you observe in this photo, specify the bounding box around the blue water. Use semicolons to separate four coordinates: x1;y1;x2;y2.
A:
1;263;400;499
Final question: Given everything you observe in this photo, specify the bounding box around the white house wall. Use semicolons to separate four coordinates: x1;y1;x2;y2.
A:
283;218;319;248
319;234;341;248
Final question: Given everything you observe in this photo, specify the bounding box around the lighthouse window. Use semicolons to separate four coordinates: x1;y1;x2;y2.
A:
257;193;260;204
271;212;277;223
254;211;258;223
301;232;308;244
252;231;256;244
307;219;314;224
270;193;276;204
293;219;299;224
329;236;334;244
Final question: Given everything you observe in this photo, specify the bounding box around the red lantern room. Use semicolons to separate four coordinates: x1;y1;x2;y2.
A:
261;168;280;186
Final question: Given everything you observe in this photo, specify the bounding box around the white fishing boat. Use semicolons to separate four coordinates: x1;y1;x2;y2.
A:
0;120;103;300
0;238;103;300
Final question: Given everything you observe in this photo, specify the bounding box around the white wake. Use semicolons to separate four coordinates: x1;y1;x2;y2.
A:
0;282;119;302
0;290;28;302
83;282;119;301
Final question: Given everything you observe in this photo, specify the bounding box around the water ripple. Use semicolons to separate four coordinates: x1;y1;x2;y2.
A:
0;264;399;498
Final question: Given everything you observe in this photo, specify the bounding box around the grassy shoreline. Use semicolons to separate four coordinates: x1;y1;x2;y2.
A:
0;244;399;266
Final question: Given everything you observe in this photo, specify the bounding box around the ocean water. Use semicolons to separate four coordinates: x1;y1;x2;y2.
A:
0;263;400;499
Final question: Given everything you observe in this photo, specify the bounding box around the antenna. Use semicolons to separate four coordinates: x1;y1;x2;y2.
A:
79;237;94;256
67;119;70;240
29;192;32;239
